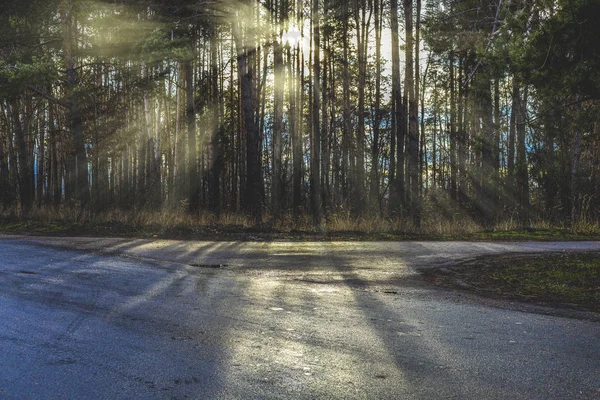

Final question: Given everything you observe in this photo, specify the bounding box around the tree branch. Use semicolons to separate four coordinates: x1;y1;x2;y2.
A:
26;86;70;108
463;0;503;87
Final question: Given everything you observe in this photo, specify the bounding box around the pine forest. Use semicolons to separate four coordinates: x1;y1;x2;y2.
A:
1;0;599;233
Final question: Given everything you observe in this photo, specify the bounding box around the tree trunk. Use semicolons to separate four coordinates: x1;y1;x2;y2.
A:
0;116;9;208
230;35;238;211
570;126;581;227
321;33;330;215
10;98;33;212
234;23;262;222
370;0;383;211
210;32;223;214
36;106;45;207
311;0;323;228
457;56;467;205
449;51;457;201
184;60;199;212
432;86;438;188
405;0;420;226
272;27;284;219
290;44;301;218
516;84;529;222
478;73;496;224
354;0;369;214
493;78;501;186
48;97;60;206
415;0;422;198
62;1;89;211
390;0;404;214
341;0;351;208
508;78;517;203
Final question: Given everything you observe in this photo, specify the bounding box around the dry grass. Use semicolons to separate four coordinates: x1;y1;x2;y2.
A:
321;213;481;236
1;203;598;239
571;217;600;235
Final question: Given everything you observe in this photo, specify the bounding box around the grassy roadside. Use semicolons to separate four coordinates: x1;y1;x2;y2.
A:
0;207;599;241
1;219;600;241
424;252;600;313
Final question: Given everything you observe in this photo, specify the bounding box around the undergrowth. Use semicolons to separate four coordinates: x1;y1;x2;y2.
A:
0;205;598;240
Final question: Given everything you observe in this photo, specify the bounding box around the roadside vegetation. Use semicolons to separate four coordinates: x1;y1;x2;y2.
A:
425;252;600;313
1;205;598;241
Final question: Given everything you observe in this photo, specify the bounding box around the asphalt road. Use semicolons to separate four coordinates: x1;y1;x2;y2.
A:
1;236;599;399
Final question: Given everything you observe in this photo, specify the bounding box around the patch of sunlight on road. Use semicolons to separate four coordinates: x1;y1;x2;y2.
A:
272;253;315;256
107;270;186;320
217;269;409;397
309;286;338;294
101;238;146;251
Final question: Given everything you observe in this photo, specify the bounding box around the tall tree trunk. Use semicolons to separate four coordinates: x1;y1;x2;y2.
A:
184;60;199;212
370;0;383;211
457;56;467;204
230;35;239;211
49;97;61;206
0;117;9;208
6;112;19;206
420;56;429;194
354;0;369;214
146;66;161;210
341;0;351;208
272;23;284;219
479;74;496;224
449;51;457;201
210;32;223;214
137;66;151;209
321;33;330;215
10;98;33;212
258;42;268;207
390;0;404;214
121;148;130;208
290;44;301;218
311;0;323;228
493;78;501;186
544;127;555;219
405;0;419;226
37;106;45;207
175;64;187;207
62;0;89;211
516;84;529;222
415;0;422;198
234;23;262;222
508;78;517;204
432;86;438;188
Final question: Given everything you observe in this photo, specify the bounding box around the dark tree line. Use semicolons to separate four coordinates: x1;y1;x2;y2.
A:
1;0;598;227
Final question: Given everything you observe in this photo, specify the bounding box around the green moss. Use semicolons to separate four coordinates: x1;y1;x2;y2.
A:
432;252;600;312
471;228;599;241
489;253;600;305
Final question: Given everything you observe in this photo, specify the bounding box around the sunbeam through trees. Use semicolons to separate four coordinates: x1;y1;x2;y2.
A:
0;0;598;230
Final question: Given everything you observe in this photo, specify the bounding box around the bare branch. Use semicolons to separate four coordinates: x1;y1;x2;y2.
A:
26;86;70;108
463;0;503;87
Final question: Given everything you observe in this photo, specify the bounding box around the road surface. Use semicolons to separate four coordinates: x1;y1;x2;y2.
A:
1;236;599;399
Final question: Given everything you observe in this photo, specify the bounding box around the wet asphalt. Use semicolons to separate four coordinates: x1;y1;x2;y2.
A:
0;236;599;399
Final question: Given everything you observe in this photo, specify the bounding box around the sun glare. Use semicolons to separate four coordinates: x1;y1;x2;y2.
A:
282;25;301;46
